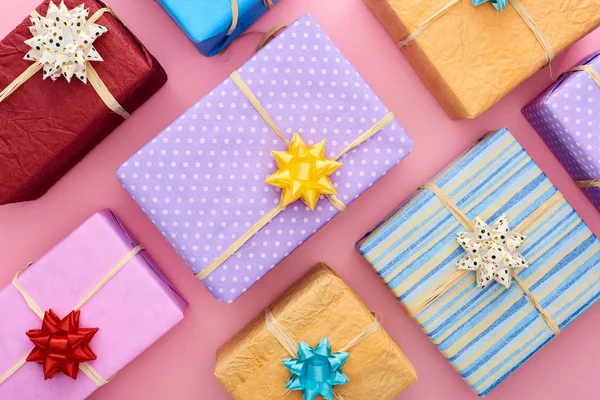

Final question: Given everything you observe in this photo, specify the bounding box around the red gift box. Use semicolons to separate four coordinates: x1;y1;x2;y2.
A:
0;0;167;205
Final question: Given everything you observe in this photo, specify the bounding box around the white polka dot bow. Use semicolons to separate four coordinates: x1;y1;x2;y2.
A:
455;214;528;289
24;1;108;83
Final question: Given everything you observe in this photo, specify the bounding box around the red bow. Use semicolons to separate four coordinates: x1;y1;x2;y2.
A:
26;309;99;380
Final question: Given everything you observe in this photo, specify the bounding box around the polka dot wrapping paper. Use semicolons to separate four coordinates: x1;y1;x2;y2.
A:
358;128;600;397
523;51;600;211
117;14;414;303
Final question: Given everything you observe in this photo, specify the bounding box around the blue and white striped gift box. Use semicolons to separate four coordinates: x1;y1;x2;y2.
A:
358;128;600;397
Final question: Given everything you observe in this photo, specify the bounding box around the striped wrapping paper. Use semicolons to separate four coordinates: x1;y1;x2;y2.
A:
358;128;600;396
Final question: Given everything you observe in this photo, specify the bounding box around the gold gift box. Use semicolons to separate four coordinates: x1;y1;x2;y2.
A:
365;0;600;119
215;264;417;399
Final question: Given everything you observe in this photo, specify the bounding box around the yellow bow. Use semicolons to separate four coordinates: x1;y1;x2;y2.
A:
266;133;343;210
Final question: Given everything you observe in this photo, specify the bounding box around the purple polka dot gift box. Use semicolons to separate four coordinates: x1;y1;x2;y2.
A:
117;14;414;303
523;51;600;211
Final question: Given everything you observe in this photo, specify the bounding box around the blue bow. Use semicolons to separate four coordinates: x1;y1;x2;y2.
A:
282;339;350;400
472;0;507;11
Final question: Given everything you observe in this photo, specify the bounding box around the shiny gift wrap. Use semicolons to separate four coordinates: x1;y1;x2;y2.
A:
214;264;417;400
364;0;600;119
523;51;600;211
157;0;281;56
358;128;600;396
0;210;187;399
118;15;413;303
0;0;167;206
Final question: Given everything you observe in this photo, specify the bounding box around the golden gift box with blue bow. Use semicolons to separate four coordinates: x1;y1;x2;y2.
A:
214;264;417;400
365;0;600;119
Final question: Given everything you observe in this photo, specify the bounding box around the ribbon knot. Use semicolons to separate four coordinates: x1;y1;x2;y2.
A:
26;309;99;381
283;339;350;400
472;0;508;11
25;1;108;83
266;133;343;210
456;214;528;289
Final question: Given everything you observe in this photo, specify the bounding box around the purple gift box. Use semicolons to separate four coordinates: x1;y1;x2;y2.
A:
523;51;600;210
117;14;413;303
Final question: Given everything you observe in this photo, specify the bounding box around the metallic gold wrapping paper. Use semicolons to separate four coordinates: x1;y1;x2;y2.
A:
215;264;417;399
365;0;600;119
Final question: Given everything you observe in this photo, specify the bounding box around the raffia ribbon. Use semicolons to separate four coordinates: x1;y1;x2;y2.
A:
0;245;144;387
264;308;381;400
219;24;287;55
194;71;395;280
569;65;600;88
398;0;555;65
0;7;130;119
408;182;562;336
577;180;600;189
256;24;287;51
228;0;277;36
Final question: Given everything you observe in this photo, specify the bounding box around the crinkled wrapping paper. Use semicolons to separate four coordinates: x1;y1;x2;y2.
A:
523;51;600;210
118;15;413;303
0;210;187;400
364;0;600;119
214;263;417;400
157;0;281;57
0;0;167;206
358;128;600;396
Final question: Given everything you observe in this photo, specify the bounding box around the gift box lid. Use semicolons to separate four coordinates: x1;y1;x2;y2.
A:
118;14;413;303
157;0;280;56
0;210;187;399
358;128;600;396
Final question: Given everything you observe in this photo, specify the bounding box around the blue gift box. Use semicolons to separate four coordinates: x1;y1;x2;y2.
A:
158;0;280;56
358;128;600;396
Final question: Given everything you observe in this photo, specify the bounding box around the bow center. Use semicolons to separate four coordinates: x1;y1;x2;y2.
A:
283;339;350;399
47;332;70;360
304;355;331;383
455;215;529;289
288;156;318;183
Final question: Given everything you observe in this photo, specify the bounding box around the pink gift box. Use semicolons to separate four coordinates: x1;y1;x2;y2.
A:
0;210;187;399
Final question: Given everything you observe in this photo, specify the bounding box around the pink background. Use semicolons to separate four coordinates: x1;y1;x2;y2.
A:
0;0;599;399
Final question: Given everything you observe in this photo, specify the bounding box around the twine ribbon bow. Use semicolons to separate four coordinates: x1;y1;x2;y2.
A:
194;71;395;280
265;309;381;400
0;1;130;119
0;245;144;386
408;183;562;336
398;0;555;66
